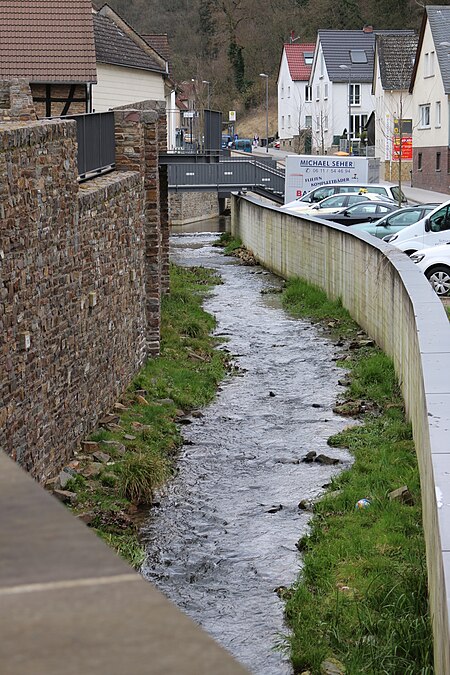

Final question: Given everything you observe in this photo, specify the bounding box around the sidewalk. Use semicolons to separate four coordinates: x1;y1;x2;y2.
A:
391;183;450;205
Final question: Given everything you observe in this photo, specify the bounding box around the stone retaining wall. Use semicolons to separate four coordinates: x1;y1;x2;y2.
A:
231;194;450;675
169;190;219;225
0;103;166;481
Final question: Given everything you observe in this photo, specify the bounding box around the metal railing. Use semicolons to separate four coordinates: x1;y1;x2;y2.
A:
65;112;116;181
167;157;285;201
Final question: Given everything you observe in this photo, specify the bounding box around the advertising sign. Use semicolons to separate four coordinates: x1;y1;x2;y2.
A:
392;118;413;161
284;155;379;203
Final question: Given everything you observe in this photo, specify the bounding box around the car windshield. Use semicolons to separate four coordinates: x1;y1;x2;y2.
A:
346;203;379;214
391;186;406;203
384;210;424;226
317;195;348;208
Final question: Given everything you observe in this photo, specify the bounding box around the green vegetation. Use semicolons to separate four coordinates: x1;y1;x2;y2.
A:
66;264;229;568
281;277;433;674
214;231;243;255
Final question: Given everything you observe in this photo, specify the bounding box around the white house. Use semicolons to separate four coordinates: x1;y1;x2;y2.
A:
277;41;315;151
410;5;450;192
92;4;176;149
372;32;417;181
309;27;377;154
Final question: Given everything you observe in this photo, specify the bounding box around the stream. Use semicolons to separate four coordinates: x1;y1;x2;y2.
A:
141;217;352;674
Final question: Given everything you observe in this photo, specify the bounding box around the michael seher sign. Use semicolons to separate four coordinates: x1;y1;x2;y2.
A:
284;155;380;203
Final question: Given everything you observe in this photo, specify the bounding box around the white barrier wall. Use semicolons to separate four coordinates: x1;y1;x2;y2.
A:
232;194;450;675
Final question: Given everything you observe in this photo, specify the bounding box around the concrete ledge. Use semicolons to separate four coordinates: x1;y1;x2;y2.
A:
0;452;248;674
231;193;450;675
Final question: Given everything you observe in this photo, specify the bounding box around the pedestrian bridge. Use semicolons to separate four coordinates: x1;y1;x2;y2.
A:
159;154;285;203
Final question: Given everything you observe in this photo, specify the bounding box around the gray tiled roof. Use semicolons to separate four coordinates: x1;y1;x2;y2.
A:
94;13;166;74
377;34;418;89
427;6;450;94
319;30;375;82
320;29;415;83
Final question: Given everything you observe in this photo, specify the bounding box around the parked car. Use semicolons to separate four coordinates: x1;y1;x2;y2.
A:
410;243;450;296
349;204;440;239
284;192;395;216
383;199;450;254
314;200;401;226
221;134;232;149
282;182;407;208
233;138;252;153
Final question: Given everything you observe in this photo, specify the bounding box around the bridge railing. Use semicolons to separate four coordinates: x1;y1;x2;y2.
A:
167;158;285;197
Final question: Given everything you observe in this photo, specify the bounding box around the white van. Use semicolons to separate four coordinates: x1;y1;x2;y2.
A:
384;199;450;254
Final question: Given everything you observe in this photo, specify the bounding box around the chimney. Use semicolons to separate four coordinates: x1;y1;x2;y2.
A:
362;25;373;33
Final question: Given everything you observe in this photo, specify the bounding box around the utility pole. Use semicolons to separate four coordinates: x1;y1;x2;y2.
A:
260;73;269;153
339;64;352;153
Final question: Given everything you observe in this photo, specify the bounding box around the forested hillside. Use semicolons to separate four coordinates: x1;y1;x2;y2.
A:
95;0;450;115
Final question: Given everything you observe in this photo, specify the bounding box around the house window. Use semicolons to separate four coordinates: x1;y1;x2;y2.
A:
288;86;291;98
304;51;314;65
349;84;360;105
281;84;284;99
424;51;435;77
324;83;328;99
305;115;312;128
320;53;324;78
324;114;329;130
350;49;367;64
436;100;441;127
350;114;368;138
316;84;320;100
305;85;312;101
436;152;441;171
281;115;285;129
419;104;430;128
288;114;291;128
418;152;422;171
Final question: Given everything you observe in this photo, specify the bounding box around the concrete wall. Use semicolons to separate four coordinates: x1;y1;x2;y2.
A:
231;194;450;675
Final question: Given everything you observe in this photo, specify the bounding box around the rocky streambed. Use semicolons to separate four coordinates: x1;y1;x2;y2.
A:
141;229;353;675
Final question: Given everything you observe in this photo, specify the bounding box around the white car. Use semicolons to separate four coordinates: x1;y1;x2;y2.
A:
384;198;450;254
410;243;450;296
282;192;394;215
281;182;407;209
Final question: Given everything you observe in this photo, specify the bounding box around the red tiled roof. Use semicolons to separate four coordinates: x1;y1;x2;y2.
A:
141;34;170;62
142;34;172;76
0;0;97;83
284;43;315;81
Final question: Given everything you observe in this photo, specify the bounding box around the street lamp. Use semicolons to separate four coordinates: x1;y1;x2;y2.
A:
260;73;269;153
339;64;352;153
202;80;211;109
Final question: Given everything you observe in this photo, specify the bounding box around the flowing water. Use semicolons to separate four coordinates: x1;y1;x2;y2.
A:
142;217;352;674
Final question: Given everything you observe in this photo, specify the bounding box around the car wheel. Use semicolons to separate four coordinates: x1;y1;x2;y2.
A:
425;265;450;296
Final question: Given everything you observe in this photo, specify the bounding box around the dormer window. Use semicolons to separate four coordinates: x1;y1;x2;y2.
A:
350;49;367;64
303;52;314;65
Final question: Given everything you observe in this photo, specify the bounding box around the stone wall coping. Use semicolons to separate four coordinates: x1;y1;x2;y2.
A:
78;170;142;209
0;116;76;147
